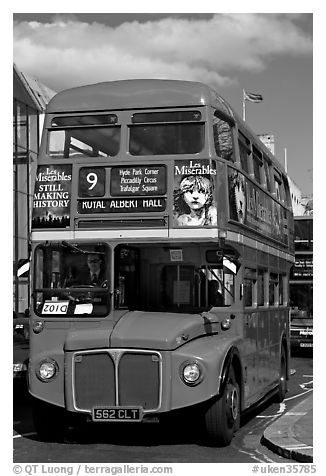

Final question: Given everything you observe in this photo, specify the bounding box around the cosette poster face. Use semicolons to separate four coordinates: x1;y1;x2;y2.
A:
32;164;72;229
172;159;217;228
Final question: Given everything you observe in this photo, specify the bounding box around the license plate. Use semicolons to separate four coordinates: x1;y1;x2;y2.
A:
300;343;313;347
92;407;143;422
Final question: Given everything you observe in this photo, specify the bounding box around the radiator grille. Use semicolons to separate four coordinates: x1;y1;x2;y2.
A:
74;352;115;409
73;350;161;412
118;352;160;409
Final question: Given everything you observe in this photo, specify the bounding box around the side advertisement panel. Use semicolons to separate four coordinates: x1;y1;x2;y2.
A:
32;164;72;229
172;159;217;227
228;167;288;245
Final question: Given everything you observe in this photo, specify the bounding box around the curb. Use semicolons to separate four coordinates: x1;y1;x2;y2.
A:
261;394;313;462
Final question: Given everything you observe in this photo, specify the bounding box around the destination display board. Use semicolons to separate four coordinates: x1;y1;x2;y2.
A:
78;198;166;214
77;165;167;214
111;165;166;196
78;167;106;197
78;165;166;198
290;255;313;280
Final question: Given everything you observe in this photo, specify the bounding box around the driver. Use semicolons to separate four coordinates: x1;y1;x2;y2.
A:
84;253;106;286
208;280;224;307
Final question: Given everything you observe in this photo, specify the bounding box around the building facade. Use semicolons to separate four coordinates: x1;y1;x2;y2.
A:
13;64;55;314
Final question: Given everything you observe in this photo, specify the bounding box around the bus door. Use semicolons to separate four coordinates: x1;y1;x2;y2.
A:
242;267;259;403
114;245;140;310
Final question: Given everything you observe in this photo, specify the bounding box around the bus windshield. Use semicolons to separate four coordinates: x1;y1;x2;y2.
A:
33;242;110;317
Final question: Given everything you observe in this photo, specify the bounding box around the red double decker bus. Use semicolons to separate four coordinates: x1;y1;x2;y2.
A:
29;79;294;446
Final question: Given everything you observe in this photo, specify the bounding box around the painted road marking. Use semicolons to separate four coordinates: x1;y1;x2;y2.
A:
299;379;313;389
13;432;37;439
256;402;286;418
285;388;312;401
286;445;313;449
286;412;306;416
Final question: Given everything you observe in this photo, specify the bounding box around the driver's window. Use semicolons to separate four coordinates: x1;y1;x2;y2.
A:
200;266;234;307
33;243;110;317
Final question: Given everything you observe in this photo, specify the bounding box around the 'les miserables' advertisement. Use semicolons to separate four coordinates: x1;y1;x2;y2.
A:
32;165;72;229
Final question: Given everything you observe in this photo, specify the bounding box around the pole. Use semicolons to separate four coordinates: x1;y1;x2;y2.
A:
284;147;288;173
242;89;246;121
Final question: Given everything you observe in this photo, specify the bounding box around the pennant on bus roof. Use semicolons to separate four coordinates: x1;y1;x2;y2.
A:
244;91;263;103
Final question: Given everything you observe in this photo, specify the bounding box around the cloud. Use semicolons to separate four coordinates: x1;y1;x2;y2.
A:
13;13;312;92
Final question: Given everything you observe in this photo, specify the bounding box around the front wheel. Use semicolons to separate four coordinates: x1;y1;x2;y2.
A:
32;397;66;442
204;366;240;446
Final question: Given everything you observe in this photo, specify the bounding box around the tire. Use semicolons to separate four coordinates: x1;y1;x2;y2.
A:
32;397;66;442
204;366;240;446
274;346;287;403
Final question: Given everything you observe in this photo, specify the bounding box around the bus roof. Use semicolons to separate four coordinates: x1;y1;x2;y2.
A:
46;79;234;116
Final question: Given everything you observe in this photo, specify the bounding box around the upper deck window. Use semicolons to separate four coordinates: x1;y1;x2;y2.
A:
48;115;120;158
273;169;286;203
132;111;201;123
213;113;234;161
238;131;250;173
51;115;118;127
282;174;292;207
252;146;262;184
129;111;204;156
263;157;272;192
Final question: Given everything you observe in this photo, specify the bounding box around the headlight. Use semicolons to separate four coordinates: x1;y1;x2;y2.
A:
180;361;203;386
33;320;44;334
221;317;231;330
36;358;58;382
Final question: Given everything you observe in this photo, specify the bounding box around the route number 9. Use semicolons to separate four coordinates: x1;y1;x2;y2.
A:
79;167;105;197
87;172;98;190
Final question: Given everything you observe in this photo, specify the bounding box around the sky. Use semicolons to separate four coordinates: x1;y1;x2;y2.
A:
12;11;313;196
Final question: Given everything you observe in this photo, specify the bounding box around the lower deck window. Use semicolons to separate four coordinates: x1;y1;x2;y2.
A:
159;265;233;310
257;269;265;306
113;244;237;313
244;268;257;307
269;273;279;305
34;243;110;317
